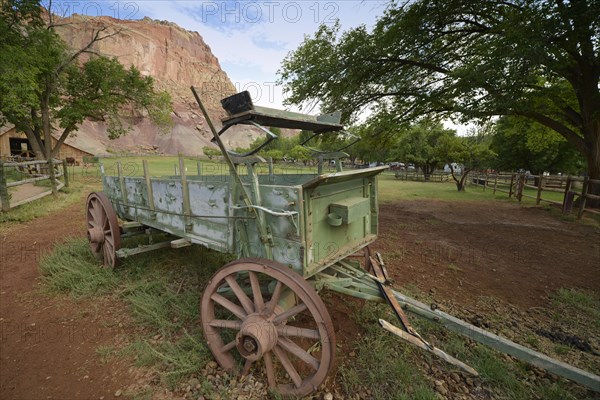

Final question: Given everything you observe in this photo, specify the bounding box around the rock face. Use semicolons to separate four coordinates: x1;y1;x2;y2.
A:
54;14;258;155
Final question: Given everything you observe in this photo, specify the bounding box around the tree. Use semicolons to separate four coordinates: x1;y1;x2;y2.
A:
264;149;284;162
203;146;222;160
0;1;172;191
437;135;496;191
392;120;455;180
491;116;585;175
279;0;600;184
287;145;312;164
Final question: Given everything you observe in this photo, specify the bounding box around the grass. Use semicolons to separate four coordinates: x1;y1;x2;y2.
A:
40;233;599;399
0;171;98;230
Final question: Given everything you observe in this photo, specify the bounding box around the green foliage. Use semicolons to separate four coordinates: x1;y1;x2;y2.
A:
0;1;172;159
287;144;311;162
202;146;222;160
279;0;600;177
491;116;585;174
263;149;283;161
392;120;455;178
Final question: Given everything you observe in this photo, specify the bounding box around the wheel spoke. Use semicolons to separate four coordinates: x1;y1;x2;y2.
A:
210;293;247;320
276;325;320;340
241;359;253;376
272;303;307;324
277;337;319;371
224;275;255;315
103;244;110;266
273;344;302;388
208;319;242;330
263;350;276;389
264;280;283;316
221;340;236;353
248;271;264;311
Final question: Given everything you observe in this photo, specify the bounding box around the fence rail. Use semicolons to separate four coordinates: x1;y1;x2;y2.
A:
469;172;599;219
394;171;452;182
0;159;68;211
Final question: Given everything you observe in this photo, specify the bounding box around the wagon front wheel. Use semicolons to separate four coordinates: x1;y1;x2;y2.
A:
86;192;121;268
200;259;336;397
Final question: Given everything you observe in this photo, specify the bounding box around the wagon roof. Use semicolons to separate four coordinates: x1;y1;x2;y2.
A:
302;166;389;189
220;91;344;133
222;106;344;132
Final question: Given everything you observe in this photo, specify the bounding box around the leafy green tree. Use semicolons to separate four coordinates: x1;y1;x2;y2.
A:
491;116;585;175
203;146;222;160
0;1;172;191
280;0;600;182
287;145;312;164
437;135;496;191
264;149;284;162
392;121;455;180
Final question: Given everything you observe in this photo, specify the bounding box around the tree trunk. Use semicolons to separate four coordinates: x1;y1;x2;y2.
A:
41;95;57;195
586;135;600;208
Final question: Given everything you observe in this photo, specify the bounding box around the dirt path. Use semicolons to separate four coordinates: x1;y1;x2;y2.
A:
0;200;133;400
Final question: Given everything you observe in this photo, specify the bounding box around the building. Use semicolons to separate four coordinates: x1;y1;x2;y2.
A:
0;124;95;164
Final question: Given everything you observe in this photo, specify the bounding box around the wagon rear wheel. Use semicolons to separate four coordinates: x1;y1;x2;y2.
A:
201;259;336;397
86;192;121;268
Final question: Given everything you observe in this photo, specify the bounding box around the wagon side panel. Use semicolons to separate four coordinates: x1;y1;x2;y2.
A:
303;176;378;277
188;181;233;252
257;185;304;275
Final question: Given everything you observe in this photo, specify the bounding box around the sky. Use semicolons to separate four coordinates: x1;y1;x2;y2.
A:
47;0;471;133
47;0;388;110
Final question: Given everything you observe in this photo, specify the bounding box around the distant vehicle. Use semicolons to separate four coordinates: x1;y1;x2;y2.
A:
389;162;405;171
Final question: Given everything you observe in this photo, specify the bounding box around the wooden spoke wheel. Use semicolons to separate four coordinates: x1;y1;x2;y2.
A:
201;259;336;397
86;192;121;268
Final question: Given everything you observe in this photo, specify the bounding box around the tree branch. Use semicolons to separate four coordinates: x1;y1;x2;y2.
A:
519;110;588;155
55;26;126;75
51;125;75;157
370;57;451;74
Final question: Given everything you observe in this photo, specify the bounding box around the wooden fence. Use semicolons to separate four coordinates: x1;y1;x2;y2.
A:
0;159;68;211
394;171;452;182
470;172;600;219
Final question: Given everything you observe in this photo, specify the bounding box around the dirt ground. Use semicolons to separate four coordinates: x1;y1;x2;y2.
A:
0;200;135;400
1;198;599;399
374;201;600;309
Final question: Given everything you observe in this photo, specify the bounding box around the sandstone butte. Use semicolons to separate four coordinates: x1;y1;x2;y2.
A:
53;14;261;156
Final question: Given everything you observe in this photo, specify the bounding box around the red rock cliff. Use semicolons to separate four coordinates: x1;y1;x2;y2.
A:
54;14;256;156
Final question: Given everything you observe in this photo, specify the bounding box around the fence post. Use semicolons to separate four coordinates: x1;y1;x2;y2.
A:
536;173;543;205
562;176;572;214
493;173;498;194
577;176;589;219
62;159;69;187
517;174;524;202
0;161;10;211
509;173;515;198
483;172;488;191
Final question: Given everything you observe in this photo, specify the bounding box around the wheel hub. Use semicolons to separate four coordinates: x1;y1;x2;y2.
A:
236;314;277;361
87;227;105;251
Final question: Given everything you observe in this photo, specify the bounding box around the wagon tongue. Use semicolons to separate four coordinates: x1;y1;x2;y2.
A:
370;253;479;376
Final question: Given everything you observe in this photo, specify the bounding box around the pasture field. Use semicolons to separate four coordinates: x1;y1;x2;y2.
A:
1;158;598;400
